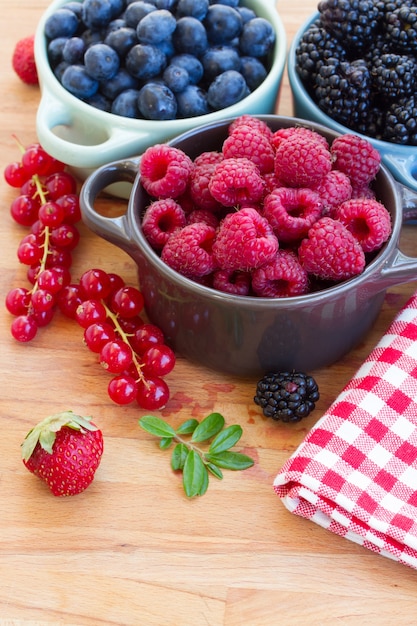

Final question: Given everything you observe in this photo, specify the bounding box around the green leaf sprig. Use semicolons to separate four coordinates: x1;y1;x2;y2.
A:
138;413;254;498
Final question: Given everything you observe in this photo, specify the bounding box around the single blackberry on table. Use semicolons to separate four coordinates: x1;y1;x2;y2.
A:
295;20;347;89
370;53;416;100
314;57;371;132
254;371;320;423
383;95;417;145
317;0;380;54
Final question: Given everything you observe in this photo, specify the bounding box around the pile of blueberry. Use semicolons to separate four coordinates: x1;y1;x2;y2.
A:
44;0;276;120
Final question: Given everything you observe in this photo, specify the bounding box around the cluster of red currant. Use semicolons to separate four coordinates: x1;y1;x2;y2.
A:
4;141;80;342
63;268;175;410
4;141;175;411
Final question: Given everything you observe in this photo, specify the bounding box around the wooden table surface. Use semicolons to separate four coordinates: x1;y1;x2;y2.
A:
2;1;417;624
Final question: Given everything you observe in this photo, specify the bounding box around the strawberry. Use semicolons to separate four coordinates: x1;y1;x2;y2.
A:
12;35;38;85
21;411;103;496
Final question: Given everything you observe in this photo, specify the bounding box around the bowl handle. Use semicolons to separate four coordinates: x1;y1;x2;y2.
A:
79;158;139;253
36;93;152;170
382;153;417;193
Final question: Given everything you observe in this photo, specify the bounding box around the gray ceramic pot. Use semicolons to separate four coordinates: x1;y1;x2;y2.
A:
80;115;417;377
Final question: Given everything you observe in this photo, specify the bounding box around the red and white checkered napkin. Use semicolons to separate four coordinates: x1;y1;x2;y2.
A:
274;292;417;570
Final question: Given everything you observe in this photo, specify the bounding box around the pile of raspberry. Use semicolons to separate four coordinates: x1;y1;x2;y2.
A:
138;115;392;298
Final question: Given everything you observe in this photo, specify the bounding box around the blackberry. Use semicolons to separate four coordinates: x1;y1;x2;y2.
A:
370;53;416;100
383;95;417;145
384;6;417;53
317;0;380;54
314;57;371;132
254;371;320;423
295;21;347;89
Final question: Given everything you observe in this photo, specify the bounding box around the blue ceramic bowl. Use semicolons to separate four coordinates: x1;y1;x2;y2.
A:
288;12;417;192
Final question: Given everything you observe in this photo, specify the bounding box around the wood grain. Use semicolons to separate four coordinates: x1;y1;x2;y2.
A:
1;1;417;624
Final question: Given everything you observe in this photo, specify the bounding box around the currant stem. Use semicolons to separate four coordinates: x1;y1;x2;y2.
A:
102;300;149;388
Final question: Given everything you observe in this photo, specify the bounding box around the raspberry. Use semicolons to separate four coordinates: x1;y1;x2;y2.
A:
161;222;217;279
251;250;309;298
12;35;38;85
271;125;329;150
212;207;278;271
189;162;222;211
208;158;264;207
186;209;220;229
351;185;376;200
222;125;275;174
274;134;332;187
140;144;193;198
330;134;381;187
263;187;323;243
298;216;366;281
228;114;274;140
334;198;392;253
194;151;224;167
212;269;251;296
141;198;187;249
312;169;352;216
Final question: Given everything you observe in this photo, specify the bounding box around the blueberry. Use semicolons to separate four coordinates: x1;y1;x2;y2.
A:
82;0;114;30
207;69;249;109
105;18;128;35
105;27;138;57
62;2;83;19
204;4;242;44
170;53;204;84
163;64;190;92
100;68;139;99
209;0;239;5
62;37;86;64
61;64;99;99
172;17;208;56
240;56;267;90
239;18;276;58
176;0;209;20
201;46;241;81
82;28;104;48
236;7;256;24
137;82;177;119
84;43;120;81
111;88;141;117
108;0;125;17
154;0;176;8
155;38;175;59
48;37;68;67
44;8;79;39
54;61;70;82
136;9;177;44
125;43;167;79
85;92;112;111
124;1;156;28
176;84;210;117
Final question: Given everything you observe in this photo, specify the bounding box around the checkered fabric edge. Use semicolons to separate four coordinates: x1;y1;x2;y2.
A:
274;292;417;570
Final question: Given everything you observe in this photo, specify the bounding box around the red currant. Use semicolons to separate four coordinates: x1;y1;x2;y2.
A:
100;339;133;374
38;201;65;228
111;286;144;318
21;144;56;177
11;315;38;342
50;223;80;250
108;375;138;405
17;235;43;265
31;289;55;312
84;322;116;353
10;194;40;226
80;268;112;300
130;323;165;355
75;299;107;328
5;287;30;315
57;284;84;318
44;171;77;199
4;161;30;187
141;344;176;377
55;194;81;224
136;376;169;410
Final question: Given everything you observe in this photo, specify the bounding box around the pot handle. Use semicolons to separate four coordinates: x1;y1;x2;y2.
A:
379;182;417;285
79;158;140;253
36;93;152;170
